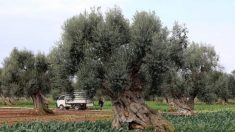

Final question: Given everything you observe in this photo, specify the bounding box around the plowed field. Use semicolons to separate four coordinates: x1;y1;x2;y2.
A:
0;108;112;125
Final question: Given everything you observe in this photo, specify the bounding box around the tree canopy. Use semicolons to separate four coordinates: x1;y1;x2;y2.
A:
1;6;235;131
1;48;52;114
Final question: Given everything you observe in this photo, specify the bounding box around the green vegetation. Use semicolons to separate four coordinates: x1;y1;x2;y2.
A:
0;49;52;114
0;98;56;108
146;101;235;112
167;111;235;131
1;100;235;113
0;111;234;132
0;121;154;132
0;6;235;130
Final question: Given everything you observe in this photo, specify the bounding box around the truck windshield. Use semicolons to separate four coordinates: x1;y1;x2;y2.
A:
58;96;65;100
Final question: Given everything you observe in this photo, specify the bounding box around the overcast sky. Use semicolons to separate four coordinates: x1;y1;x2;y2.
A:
0;0;234;72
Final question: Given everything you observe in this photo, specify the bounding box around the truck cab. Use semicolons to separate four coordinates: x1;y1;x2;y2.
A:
56;95;71;110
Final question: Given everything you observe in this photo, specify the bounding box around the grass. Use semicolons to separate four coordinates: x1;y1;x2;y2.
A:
0;99;234;131
194;103;235;112
145;101;235;112
0;99;57;108
1;99;235;112
0;111;234;132
92;101;112;110
145;101;169;111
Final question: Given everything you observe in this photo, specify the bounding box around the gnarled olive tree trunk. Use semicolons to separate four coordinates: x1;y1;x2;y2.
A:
110;73;174;132
31;91;53;115
112;91;174;132
168;97;194;115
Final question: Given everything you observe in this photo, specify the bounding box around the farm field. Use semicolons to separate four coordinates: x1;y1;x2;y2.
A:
0;100;235;131
0;110;234;132
1;100;235;112
1;0;235;131
0;108;112;126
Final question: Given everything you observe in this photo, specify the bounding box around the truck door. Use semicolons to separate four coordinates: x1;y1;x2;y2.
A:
57;95;66;109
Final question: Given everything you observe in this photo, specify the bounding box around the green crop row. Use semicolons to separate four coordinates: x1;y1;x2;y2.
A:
0;121;153;132
165;111;235;132
0;111;234;132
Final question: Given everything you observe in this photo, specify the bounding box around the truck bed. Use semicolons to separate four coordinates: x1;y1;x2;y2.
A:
65;98;89;104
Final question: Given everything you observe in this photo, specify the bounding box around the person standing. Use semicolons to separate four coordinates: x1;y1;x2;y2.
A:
98;97;104;110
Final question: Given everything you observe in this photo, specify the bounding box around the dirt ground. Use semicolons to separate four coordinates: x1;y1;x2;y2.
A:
0;108;113;126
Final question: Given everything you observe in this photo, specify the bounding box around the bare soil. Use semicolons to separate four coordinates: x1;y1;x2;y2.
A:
0;108;113;126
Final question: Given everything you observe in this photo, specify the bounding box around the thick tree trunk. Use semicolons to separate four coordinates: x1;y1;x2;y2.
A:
31;91;53;115
164;96;169;104
111;90;174;132
224;98;228;104
107;62;173;131
168;97;194;115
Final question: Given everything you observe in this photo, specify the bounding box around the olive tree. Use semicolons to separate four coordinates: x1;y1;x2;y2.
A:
145;22;191;114
164;43;219;115
1;48;53;114
229;71;235;98
214;72;235;103
197;71;221;104
56;8;174;131
48;43;75;99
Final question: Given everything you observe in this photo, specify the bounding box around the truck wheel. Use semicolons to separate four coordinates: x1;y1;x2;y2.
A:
84;104;87;110
65;107;70;110
59;105;64;110
81;104;86;110
74;105;80;110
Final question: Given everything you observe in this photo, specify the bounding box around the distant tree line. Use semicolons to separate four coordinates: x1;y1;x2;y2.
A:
0;7;235;131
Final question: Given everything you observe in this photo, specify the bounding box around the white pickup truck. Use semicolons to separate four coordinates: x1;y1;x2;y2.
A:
56;91;93;110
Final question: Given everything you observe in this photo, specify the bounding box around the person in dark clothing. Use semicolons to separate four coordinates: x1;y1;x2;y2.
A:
98;97;104;110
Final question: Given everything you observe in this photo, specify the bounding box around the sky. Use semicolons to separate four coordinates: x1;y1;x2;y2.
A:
0;0;235;72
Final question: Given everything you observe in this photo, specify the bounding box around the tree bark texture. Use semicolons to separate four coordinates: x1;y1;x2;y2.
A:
109;64;174;131
111;90;174;132
168;97;194;115
31;91;53;115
